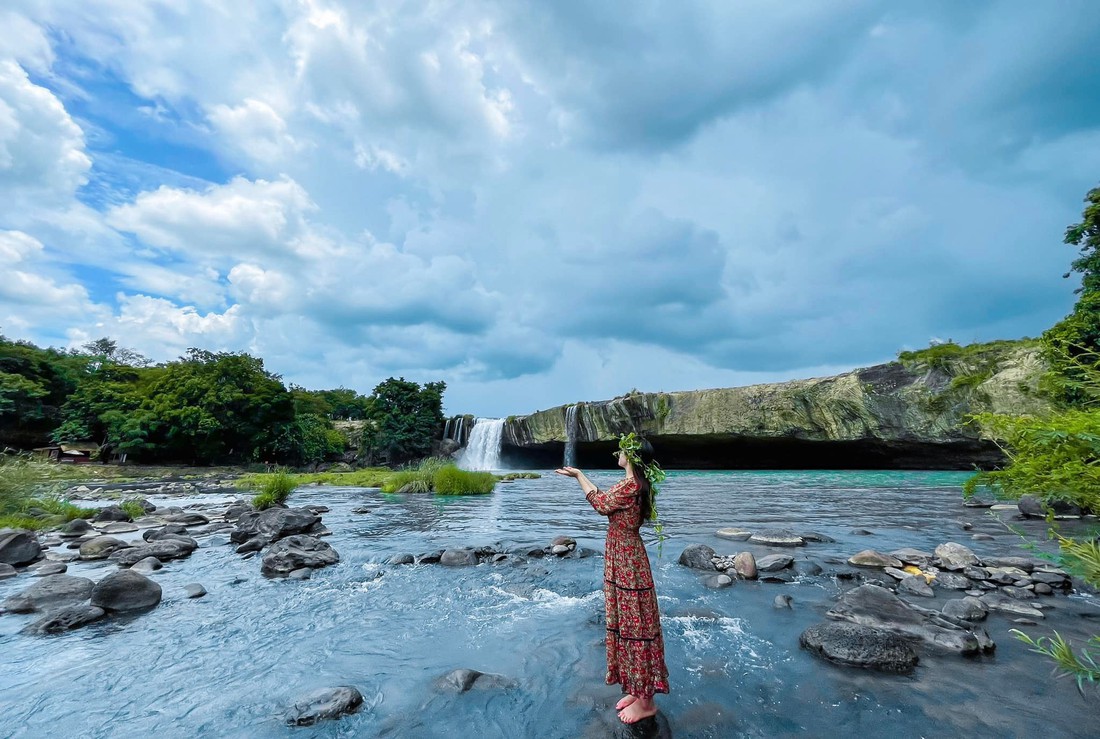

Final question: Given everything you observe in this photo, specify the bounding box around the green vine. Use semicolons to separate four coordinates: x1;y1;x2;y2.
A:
618;432;668;555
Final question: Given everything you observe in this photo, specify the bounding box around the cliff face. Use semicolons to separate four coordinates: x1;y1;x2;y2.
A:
501;345;1052;470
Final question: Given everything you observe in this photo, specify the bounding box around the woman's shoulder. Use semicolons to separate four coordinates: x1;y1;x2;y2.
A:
610;477;640;494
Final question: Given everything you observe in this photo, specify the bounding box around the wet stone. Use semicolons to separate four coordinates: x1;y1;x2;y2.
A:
756;554;794;572
703;574;733;589
184;583;207;598
898;575;934;597
774;594;793;609
800;621;919;673
848;550;903;568
748;529;805;547
715;528;752;541
285;686;364;726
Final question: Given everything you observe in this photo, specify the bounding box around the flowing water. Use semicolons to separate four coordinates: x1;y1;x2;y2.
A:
457;419;505;471
1;470;1098;738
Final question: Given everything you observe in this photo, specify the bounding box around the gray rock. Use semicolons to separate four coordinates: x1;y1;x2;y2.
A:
1017;494;1081;518
963;566;989;581
285;686;364;726
884;567;908;581
351;506;372;515
800;531;837;543
800;621;919;672
30;561;67;576
288;568;312;580
91;570;162;611
417;551;444;564
971;534;994;541
261;535;340;577
934;542;980;570
1;574;94;613
144;524;188;541
748;529;805;547
551;536;576;549
164;512;210;526
703;574;733;589
440;548;479;567
184;583;207;598
934;573;972;590
94;506;132;523
827;584;994;654
756;554;794;572
130;556;163;574
110;540;195;566
236;537;267;554
980;592;1044;619
889;548;933;566
942;597;988;622
678;544;717;570
715;528;752;541
848;550;903;568
1001;586;1036;600
21;605;106;634
231;507;319;545
387;553;415;565
434;669;518;693
0;563;16;579
78;536;130;560
60;519;93;538
984;557;1038;572
898;575;934;597
551;544;569;555
224;503;253;520
97;522;139;534
1034;583;1053;595
732;552;757;579
795;561;824;577
0;528;41;566
850;529;874;536
774;594;793;609
956;520;973;531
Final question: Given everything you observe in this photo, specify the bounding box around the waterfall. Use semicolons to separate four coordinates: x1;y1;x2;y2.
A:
443;417;452;441
458;418;504;471
564;404;579;468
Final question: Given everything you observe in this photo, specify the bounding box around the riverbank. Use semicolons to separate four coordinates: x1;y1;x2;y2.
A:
1;470;1097;737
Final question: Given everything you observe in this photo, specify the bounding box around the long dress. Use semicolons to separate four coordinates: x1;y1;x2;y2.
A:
586;477;670;698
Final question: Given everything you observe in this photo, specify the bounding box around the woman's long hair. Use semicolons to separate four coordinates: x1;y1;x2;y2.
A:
631;437;657;521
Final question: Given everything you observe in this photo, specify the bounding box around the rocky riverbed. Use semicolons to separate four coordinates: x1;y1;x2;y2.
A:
0;469;1097;737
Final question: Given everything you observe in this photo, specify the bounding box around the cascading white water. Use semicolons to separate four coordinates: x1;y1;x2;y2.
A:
458;418;504;471
564;404;579;467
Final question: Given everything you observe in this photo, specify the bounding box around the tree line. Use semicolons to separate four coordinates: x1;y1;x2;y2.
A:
0;337;445;467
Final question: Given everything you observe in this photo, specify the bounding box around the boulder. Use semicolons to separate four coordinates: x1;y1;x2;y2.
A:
285;686;364;726
883;567;908;581
756;554;794;572
387;553;415;565
980;592;1044;619
97;522;139;534
144;524;189;541
898;576;934;597
261;535;340;577
732;552;757;579
800;621;919;672
1017;494;1081;518
715;528;752;541
417;551;444;564
942;597;988;622
800;531;837;543
60;519;93;538
934;573;972;590
224;503;253;521
748;529;805;547
30;561;67;577
434;669;518;693
827;584;994;654
110;540;196;566
1;575;94;613
22;605;106;634
164;512;210;526
231;508;320;544
0;528;41;566
889;548;934;566
440;548;479;567
848;550;903;568
184;583;207;598
551;536;577;550
79;536;130;560
984;557;1038;572
935;542;980;570
94;506;132;523
130;556;163;574
678;544;717;570
90;570;162;611
774;594;793;609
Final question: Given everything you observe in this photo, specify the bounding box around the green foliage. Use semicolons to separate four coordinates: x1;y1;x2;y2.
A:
381;470;432;493
497;472;541;480
119;500;146;520
1012;630;1100;692
251;468;296;510
361;378;446;466
1063;184;1100;296
290;386;373;420
433;465;496;495
898;338;1037;374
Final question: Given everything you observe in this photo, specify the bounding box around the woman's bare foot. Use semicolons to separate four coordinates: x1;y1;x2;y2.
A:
618;697;657;724
615;695;637;711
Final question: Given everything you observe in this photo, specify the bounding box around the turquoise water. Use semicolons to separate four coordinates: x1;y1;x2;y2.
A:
0;470;1096;738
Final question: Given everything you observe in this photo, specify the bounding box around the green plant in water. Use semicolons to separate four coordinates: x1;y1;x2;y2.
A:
119;500;146;520
433;465;495;495
251;468;295;510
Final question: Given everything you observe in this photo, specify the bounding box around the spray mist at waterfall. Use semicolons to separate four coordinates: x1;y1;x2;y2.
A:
458;418;505;471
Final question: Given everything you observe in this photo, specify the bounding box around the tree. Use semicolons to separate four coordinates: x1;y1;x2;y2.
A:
365;378;446;465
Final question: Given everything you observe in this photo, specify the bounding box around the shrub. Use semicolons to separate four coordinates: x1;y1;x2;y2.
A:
251;468;295;510
381;469;432;493
433;465;496;495
119;500;146;520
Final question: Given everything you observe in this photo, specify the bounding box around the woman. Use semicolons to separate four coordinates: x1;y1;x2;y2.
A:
556;434;670;724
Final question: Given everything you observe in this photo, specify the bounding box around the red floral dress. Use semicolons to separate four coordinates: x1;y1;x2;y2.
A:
586;477;670;698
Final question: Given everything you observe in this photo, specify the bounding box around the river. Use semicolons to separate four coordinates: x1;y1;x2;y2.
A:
1;470;1097;738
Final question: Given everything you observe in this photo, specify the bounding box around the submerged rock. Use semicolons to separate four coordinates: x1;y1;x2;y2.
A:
78;536;130;560
800;621;919;673
285;686;364;726
434;668;518;693
749;529;805;547
678;544;717;570
827;584;994;654
1;574;94;613
0;528;41;566
22;605;105;634
774;594;793;609
703;574;733;589
440;548;479;567
715;528;752;541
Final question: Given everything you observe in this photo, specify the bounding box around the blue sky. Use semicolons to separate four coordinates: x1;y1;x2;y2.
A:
1;1;1099;416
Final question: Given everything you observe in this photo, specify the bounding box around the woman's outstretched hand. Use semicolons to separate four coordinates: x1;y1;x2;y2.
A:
555;467;581;478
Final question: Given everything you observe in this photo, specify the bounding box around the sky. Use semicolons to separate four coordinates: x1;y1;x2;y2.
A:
1;1;1099;417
